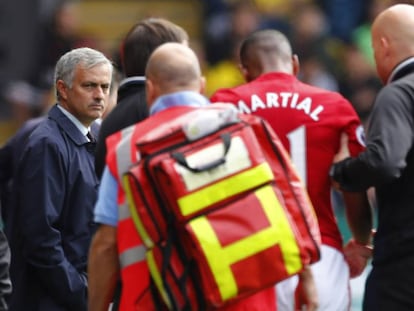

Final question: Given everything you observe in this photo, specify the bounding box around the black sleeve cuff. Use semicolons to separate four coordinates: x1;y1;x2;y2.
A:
330;158;358;192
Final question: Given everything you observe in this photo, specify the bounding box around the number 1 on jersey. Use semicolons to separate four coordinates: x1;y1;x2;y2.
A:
287;125;307;186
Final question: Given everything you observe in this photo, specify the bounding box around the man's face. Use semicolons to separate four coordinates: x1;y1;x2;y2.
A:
58;63;112;126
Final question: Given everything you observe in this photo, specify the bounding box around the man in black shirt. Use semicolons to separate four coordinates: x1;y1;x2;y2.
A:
94;18;189;178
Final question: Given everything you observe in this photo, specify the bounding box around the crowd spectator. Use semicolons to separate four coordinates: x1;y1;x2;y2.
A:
316;0;370;43
2;0;401;143
4;0;98;127
339;44;381;126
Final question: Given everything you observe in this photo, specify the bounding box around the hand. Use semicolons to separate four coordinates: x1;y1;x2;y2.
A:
295;265;318;311
343;239;373;278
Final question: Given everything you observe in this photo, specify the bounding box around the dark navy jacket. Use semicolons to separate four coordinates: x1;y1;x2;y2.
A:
6;105;99;311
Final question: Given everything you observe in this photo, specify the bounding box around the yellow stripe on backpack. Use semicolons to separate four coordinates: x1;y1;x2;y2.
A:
189;185;302;301
178;162;274;216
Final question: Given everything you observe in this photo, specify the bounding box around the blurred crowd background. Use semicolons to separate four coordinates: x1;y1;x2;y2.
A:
2;0;414;144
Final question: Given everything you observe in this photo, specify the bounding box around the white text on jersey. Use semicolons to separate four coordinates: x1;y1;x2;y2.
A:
236;92;324;121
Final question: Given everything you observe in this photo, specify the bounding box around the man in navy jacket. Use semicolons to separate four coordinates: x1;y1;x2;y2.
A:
5;47;112;311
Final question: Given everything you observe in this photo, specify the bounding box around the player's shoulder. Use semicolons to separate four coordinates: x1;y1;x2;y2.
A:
302;82;347;101
210;86;242;102
302;83;354;110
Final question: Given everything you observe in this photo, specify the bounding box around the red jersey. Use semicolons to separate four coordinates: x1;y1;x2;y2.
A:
211;72;365;251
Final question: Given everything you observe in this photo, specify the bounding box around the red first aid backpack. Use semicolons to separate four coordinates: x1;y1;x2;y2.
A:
123;104;321;311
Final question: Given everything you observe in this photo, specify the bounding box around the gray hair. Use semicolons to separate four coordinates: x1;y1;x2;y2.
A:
54;47;113;99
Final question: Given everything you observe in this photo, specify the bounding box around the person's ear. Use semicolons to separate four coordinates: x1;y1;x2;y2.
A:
56;80;68;100
239;63;251;82
381;37;390;56
199;76;206;95
292;54;300;76
145;79;155;109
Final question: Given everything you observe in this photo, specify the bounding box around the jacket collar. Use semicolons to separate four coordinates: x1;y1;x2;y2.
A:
388;57;414;83
118;76;145;89
48;105;99;146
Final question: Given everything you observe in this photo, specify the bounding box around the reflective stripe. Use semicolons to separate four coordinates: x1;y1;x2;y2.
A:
119;245;146;268
123;174;154;248
118;202;131;221
147;250;172;309
178;162;274;216
115;127;135;178
189;184;302;301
